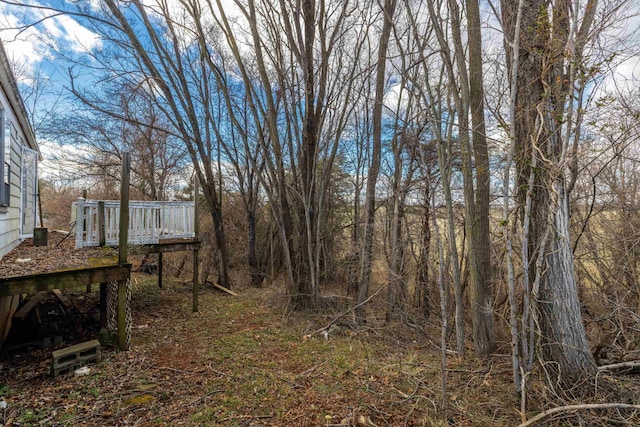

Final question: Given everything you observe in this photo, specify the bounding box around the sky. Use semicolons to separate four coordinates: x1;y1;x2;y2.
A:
0;0;638;177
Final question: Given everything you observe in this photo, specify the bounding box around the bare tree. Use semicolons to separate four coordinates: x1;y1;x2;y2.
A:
47;83;187;201
424;0;495;356
357;0;398;321
500;0;602;386
210;0;380;308
89;0;234;288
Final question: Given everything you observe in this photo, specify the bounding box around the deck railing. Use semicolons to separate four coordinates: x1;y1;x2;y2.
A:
73;199;196;248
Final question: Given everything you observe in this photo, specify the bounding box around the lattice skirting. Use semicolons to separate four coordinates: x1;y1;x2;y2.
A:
106;280;131;350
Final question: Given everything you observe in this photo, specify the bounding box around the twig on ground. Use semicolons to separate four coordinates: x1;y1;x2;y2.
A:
297;359;329;378
221;414;274;422
148;365;192;374
597;361;640;371
207;363;229;377
307;285;388;338
55;222;76;248
187;389;223;406
518;403;640;427
273;373;305;389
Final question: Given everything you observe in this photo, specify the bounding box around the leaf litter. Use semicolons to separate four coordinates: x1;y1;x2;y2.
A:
0;276;523;426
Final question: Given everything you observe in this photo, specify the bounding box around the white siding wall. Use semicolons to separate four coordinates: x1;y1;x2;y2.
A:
0;89;27;261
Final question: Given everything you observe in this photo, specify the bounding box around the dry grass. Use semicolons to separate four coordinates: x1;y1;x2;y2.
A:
1;275;639;426
0;276;519;426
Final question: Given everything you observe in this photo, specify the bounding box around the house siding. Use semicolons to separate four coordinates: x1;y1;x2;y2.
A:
0;40;39;348
0;94;27;260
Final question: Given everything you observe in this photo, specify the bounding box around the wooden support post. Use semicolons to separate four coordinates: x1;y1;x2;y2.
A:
193;249;199;312
98;201;106;247
88;201;98;292
99;282;107;328
82;189;88;248
118;153;131;351
117;280;128;351
193;174;199;312
158;252;163;289
119;153;130;266
75;197;85;249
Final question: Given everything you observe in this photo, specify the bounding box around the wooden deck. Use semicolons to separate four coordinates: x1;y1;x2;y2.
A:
1;154;201;351
0;232;200;351
134;238;200;291
74;199;196;248
0;263;131;297
0;232;133;350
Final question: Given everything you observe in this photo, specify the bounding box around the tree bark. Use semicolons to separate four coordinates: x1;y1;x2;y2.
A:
465;0;495;357
357;0;398;322
416;177;431;317
501;0;597;385
538;179;596;381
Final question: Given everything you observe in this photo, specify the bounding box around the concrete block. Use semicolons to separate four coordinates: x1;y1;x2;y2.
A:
51;340;101;377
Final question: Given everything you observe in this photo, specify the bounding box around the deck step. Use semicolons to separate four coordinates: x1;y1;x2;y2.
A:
51;340;101;376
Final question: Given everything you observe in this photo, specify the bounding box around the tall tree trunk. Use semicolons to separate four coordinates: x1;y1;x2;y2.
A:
448;0;497;357
465;0;495;356
416;178;431;317
296;0;319;309
502;0;597;385
357;0;398;321
439;136;465;356
537;178;596;381
207;188;231;289
246;208;263;287
387;163;406;322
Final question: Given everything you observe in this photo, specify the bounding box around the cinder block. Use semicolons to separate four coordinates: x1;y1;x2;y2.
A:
51;340;101;376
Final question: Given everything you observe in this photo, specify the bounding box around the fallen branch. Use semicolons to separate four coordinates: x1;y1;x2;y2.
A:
297;359;329;378
211;282;238;296
147;364;192;374
273;373;305;389
306;285;388;338
597;361;640;371
55;222;76;248
221;414;274;422
518;403;640;427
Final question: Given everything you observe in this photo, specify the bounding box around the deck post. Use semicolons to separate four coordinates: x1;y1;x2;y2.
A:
117;153;131;350
75;197;85;249
119;153;130;265
100;282;107;328
117;279;129;350
193;174;199;312
158;252;163;289
98;201;106;247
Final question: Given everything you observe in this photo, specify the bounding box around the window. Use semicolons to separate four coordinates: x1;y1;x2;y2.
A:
0;109;8;208
21;143;37;236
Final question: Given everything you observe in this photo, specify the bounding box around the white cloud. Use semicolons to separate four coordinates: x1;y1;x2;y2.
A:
609;56;640;86
0;2;101;81
599;5;640;96
55;15;101;53
0;9;47;78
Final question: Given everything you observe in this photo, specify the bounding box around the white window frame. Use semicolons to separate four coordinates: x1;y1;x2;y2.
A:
20;144;38;238
0;108;8;211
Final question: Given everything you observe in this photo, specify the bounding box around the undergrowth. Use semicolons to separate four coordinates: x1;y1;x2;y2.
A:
1;275;638;426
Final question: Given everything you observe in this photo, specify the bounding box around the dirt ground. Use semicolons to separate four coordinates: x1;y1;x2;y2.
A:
0;275;639;426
